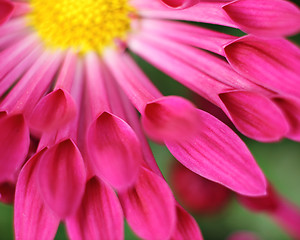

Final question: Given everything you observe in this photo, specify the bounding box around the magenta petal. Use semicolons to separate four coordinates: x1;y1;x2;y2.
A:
119;167;176;240
87;112;141;190
142;96;199;142
166;110;267;196
224;36;300;98
160;0;201;9
37;139;86;218
14;150;60;240
273;96;300;141
66;177;124;240
0;1;14;25
223;0;300;37
170;206;203;240
219;91;289;142
29;89;77;132
0;114;29;182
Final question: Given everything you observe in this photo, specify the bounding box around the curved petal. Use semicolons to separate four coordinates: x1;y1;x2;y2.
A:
160;0;201;9
223;0;300;37
0;182;15;204
14;149;60;240
224;36;300;98
119;167;176;240
87;112;141;190
29;89;77;133
142;96;199;142
0;1;14;25
0;114;29;182
219;91;289;142
166;110;267;196
66;177;123;240
170;205;203;240
37;139;86;218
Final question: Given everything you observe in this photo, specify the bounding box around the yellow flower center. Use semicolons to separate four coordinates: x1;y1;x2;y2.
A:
28;0;134;54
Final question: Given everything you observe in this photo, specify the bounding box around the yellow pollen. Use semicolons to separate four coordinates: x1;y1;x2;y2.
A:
28;0;135;54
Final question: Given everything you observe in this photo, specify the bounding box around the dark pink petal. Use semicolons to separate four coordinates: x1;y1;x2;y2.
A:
166;110;267;196
273;96;300;141
119;167;176;240
223;0;300;37
37;139;86;218
29;89;77;133
170;206;203;240
160;0;201;9
14;149;60;240
87;112;141;190
142;96;199;142
224;36;300;98
219;91;289;142
0;0;14;25
0;181;15;204
66;177;123;240
0;114;29;182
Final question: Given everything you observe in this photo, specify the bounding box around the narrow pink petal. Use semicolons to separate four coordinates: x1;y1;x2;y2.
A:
66;177;123;240
119;167;176;240
273;96;300;141
166;110;267;196
87;112;141;190
132;0;235;27
0;0;14;25
37;139;86;218
29;89;77;132
223;0;300;37
219;91;289;142
224;36;300;98
160;0;201;9
12;1;30;17
142;96;199;142
0;114;29;182
14;149;60;240
170;205;203;240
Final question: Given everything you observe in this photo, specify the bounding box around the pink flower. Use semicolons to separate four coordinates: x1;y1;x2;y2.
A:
0;0;299;239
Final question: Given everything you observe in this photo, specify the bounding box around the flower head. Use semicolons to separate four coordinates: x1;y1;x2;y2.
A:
0;0;299;239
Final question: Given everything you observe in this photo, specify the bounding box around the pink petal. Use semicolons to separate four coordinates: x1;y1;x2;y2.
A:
223;0;300;37
0;114;29;182
14;149;60;240
0;0;14;25
160;0;201;9
0;181;15;204
273;96;300;141
66;177;124;240
170;205;203;240
37;139;86;218
142;96;199;142
29;89;77;133
219;90;289;142
224;36;300;98
119;167;176;240
87;112;141;190
166;110;267;196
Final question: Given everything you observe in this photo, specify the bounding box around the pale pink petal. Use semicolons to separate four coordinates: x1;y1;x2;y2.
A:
224;36;300;98
87;112;141;190
0;0;14;25
273;96;300;141
166;110;267;196
160;0;201;9
29;89;77;132
66;177;123;240
142;96;199;142
223;0;300;37
37;139;86;218
219;91;289;142
14;149;60;240
0;114;29;182
170;205;203;240
119;167;176;240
